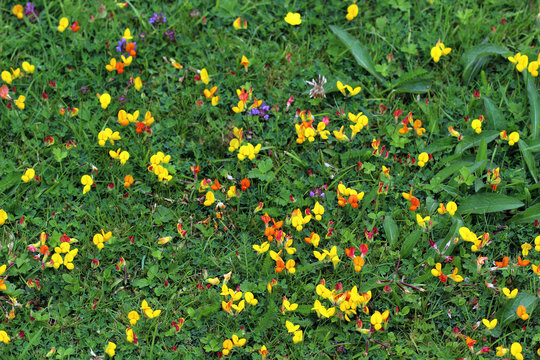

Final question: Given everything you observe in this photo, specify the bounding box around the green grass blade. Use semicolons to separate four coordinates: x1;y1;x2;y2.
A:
459;193;524;214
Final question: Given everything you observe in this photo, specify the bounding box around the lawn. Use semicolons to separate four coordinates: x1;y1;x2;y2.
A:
0;0;539;359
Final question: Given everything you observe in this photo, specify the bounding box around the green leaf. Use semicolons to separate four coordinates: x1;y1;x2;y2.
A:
483;97;506;130
475;138;487;176
460;43;509;84
401;230;423;257
383;215;399;248
525;71;540;139
508;203;540;224
430;161;472;187
459;193;524;214
455;130;499;154
518;139;538;183
329;25;386;84
392;78;431;93
497;292;538;327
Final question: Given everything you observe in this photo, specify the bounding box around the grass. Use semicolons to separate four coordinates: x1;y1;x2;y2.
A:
0;0;539;359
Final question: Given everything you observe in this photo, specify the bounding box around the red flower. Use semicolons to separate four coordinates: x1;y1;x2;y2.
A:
71;21;80;32
473;90;480;98
240;179;250;191
42;92;48;99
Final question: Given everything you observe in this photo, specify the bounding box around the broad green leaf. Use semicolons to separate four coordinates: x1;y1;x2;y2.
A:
401;229;423;257
525;71;540;139
475;138;487;176
483;97;506;130
508;203;540;224
430;161;472;187
392;78;431;93
460;43;509;84
518;139;538;183
455;130;499;154
383;215;399;247
459;193;524;214
496;292;538;327
329;25;386;84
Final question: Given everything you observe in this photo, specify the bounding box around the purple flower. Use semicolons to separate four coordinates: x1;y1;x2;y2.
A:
149;13;167;26
25;3;39;21
164;29;176;41
116;38;126;53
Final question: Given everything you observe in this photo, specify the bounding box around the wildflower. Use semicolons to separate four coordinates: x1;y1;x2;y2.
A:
15;95;25;110
1;71;12;85
312;202;324;220
333;126;349;141
240;55;250;71
140;300;161;319
123;175;134;188
148;13;167;25
13;5;24;19
128;311;139;325
304;232;320;247
528;58;539;77
531;263;540;274
516;256;530;267
158;236;171;245
502;288;518;299
535;235;540;251
21;168;35;182
416;214;430;229
500;130;520;145
0;331;9;344
232;334;246;347
284;12;301;26
123;28;133;41
22;62;35;74
510;342;523;360
245;292;258;306
508;53;528;72
57;17;69;32
402;189;420;211
99;93;111;109
471;117;483;134
126;327;137;344
109;148;130;165
516;305;529;320
258;345;268;358
431;263;447;282
370;310;389;331
306;75;327;98
71;21;80;32
232;100;245;113
222;339;233;355
105;342;116;357
204;191;215;206
521;243;532;256
495;256;509;268
81;175;93;194
448;126;462;140
200;68;210;84
253;242;270;254
495;346;508;357
417;152;429;167
0;210;7;225
337;81;361;96
430;40;451;62
233;17;248;29
93;230;112;250
346;4;359;21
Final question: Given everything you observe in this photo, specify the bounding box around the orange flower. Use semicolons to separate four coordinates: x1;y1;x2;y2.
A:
495;257;509;268
516;256;530;267
124;175;134;188
191;165;200;175
337;196;347;207
241;179;250;191
39;245;49;255
126;43;137;57
466;336;477;350
116;62;124;74
135;122;146;133
211;179;221;191
261;213;271;225
516;305;529;320
398;123;409;134
348;194;359;208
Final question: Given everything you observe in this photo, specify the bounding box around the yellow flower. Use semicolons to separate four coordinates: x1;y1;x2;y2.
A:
222;338;233;355
0;330;9;344
522;243;532;256
207;277;220;286
370;310;389;331
431;263;443;277
134;77;142;91
517;55;529;72
337;81;347;96
121;55;132;66
535;235;540;252
431;45;442;62
416;214;430;229
211;96;219;106
253;241;270;254
346;4;359;21
446;201;457;216
282;298;298;313
292;330;303;343
516;305;529;320
495;346;508;357
21;168;35;182
105;342;116;357
0;210;7;225
1;71;12;85
417;152;429;167
312;202;324;220
333;126;349;141
15;95;25;110
471;119;482;134
123;28;133;41
200;68;210;85
284;12;302;26
204;191;215;206
58;17;69;32
510;342;523;360
286;321;300;333
81;175;93;194
232;100;245;113
140;300;161;319
232;334;246;347
12;5;24;19
22;62;35;74
244;292;258;306
105;58;117;72
507;131;520;146
481;318;497;330
158;236;171;245
529;60;539;77
240;55;250;71
128;311;139;325
258;345;268;358
100;93;111;109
